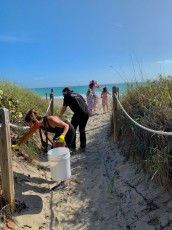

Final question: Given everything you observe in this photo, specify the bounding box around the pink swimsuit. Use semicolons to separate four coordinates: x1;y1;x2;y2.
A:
102;92;108;106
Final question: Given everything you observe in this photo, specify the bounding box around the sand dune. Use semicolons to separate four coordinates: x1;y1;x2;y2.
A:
12;99;172;230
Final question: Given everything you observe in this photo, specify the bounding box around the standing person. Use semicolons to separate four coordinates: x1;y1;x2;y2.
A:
11;109;75;190
59;87;89;152
89;80;99;112
89;80;99;95
86;89;94;116
101;86;111;113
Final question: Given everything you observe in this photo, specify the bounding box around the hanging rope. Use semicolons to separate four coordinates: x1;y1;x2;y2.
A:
44;98;52;116
114;93;172;136
9;123;30;130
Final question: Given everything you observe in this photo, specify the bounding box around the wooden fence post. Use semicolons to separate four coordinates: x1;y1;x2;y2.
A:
0;108;15;212
112;86;119;143
50;89;54;115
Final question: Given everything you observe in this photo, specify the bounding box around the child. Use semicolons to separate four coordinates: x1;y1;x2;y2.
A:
86;89;94;116
101;86;111;113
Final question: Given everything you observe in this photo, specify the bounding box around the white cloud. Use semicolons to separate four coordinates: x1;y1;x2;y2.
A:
0;34;34;43
0;35;22;42
156;59;172;64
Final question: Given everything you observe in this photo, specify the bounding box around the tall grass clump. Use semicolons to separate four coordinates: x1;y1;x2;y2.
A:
118;76;172;189
0;81;49;121
0;81;60;160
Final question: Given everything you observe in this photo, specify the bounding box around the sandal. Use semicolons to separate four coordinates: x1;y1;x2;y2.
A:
51;182;68;191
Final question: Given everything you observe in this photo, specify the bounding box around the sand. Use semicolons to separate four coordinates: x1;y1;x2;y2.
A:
11;98;172;230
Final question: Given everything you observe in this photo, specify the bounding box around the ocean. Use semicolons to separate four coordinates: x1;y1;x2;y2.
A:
31;83;130;99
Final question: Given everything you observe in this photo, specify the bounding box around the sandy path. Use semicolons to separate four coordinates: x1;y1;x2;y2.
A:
13;101;172;230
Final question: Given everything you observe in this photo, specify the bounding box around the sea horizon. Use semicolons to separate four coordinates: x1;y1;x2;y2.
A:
30;82;137;99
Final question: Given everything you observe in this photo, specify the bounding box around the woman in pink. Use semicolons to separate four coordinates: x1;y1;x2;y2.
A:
101;86;111;113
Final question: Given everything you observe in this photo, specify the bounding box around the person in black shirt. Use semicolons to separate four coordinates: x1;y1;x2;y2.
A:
59;87;89;152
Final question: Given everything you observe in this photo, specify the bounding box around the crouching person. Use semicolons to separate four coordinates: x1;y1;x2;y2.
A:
12;109;75;191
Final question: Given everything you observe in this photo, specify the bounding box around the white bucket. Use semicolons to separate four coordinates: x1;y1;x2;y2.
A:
47;147;71;182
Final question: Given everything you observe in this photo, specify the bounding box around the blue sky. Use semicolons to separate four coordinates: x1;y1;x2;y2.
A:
1;0;172;88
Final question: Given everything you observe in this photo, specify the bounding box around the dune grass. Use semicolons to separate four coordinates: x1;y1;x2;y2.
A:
0;81;49;120
0;81;61;160
117;76;172;189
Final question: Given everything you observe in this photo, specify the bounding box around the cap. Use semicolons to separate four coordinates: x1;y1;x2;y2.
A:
62;87;73;93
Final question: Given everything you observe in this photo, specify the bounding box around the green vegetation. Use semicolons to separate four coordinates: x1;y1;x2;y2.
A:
0;81;48;120
5;78;172;190
0;81;60;160
118;76;172;189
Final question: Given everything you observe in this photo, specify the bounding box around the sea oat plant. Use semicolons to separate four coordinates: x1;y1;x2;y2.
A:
118;76;172;189
0;81;60;159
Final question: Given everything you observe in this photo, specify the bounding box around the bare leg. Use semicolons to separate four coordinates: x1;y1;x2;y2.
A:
102;103;105;113
106;103;109;112
94;99;96;112
89;109;92;116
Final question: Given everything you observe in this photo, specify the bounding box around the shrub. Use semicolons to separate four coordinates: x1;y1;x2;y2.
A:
0;81;60;159
118;76;172;189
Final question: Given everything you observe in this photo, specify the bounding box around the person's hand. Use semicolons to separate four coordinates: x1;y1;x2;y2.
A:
55;134;65;143
11;144;19;150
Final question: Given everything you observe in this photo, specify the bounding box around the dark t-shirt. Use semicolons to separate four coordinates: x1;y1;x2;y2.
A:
42;116;75;141
63;93;88;115
41;116;75;147
44;116;72;134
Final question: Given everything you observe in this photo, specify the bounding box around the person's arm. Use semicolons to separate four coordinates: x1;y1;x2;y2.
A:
12;123;39;149
18;129;36;146
96;82;99;88
59;106;67;117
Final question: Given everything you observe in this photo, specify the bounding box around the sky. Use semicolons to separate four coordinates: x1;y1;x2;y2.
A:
1;0;172;88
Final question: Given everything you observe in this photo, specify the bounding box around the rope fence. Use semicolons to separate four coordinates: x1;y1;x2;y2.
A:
10;123;30;130
3;84;171;212
0;89;54;212
112;86;172;143
114;94;172;136
45;98;52;116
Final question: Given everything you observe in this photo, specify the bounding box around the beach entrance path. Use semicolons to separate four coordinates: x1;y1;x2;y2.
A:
13;102;172;230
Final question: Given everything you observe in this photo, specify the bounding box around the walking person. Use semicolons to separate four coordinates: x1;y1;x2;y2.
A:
12;109;75;190
59;87;89;152
86;89;94;116
101;86;111;113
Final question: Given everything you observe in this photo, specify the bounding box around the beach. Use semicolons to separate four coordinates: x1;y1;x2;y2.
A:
12;98;172;230
31;83;128;98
